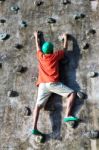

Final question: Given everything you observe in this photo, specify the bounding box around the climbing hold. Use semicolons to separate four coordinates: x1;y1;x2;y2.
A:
0;33;7;40
74;13;86;20
44;34;51;38
19;21;27;28
0;53;8;61
83;130;99;139
34;0;44;6
66;121;75;128
0;19;6;24
83;43;90;49
0;63;2;68
0;33;10;41
0;0;5;2
62;0;71;5
80;13;86;19
11;5;20;13
24;107;32;116
58;35;64;41
0;54;7;61
74;15;80;20
58;34;71;41
88;29;96;35
47;18;56;24
77;91;86;99
15;65;28;74
15;44;23;49
32;129;46;143
87;71;97;78
33;134;44;143
32;31;43;40
8;90;19;97
38;31;43;37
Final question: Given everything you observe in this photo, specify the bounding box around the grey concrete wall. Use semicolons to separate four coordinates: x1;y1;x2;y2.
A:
0;0;99;150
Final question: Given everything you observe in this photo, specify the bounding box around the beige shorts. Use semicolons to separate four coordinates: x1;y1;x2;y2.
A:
36;82;74;106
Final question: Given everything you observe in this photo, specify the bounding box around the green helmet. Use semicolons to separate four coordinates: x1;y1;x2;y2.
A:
42;42;53;54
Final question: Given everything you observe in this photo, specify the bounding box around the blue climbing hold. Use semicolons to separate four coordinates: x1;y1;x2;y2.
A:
11;5;20;13
19;21;27;28
47;18;56;24
0;33;9;41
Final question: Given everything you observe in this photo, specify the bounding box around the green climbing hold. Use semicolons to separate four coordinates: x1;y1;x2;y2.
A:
44;34;51;38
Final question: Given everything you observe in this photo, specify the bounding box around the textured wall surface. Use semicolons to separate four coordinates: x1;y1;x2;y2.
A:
0;0;99;150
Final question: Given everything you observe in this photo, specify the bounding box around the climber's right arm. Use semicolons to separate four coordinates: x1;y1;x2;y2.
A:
62;33;68;51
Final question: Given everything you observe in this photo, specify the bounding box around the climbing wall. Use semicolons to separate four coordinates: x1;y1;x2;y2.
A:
0;0;99;149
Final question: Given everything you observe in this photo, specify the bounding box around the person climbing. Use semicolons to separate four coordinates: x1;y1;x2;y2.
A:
32;31;79;143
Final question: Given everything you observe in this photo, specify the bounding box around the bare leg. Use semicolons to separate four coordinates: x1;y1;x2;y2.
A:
65;92;76;117
33;104;42;130
32;104;46;143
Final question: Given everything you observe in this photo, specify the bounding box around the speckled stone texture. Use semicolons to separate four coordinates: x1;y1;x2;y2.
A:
0;0;99;150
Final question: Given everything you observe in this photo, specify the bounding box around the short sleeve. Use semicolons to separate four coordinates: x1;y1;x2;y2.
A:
37;50;43;59
54;50;65;60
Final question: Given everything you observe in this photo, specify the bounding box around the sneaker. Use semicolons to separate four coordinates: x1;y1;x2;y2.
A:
64;116;79;122
32;129;46;143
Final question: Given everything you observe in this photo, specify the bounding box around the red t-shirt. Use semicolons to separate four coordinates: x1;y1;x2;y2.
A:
36;50;65;86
